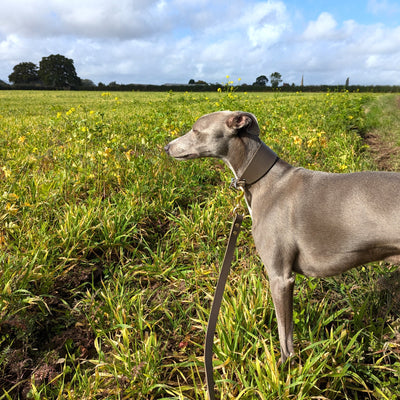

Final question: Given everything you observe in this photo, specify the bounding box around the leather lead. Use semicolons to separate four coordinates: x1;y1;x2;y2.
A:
204;142;278;399
205;213;243;400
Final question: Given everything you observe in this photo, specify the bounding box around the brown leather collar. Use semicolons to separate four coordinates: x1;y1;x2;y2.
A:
231;142;278;189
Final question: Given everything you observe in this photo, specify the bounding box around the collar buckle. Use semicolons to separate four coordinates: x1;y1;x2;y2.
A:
230;178;246;191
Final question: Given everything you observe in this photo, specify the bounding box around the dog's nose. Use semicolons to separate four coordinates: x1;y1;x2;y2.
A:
164;144;170;154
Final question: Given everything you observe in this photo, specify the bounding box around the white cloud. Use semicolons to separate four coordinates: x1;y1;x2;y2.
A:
0;0;171;39
302;12;338;41
359;25;400;54
0;35;21;54
244;1;290;46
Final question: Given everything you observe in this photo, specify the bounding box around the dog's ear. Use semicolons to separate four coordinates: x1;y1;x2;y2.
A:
225;112;260;136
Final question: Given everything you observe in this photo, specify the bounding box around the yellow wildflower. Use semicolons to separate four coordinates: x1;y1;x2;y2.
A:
0;233;6;248
293;136;302;146
307;137;317;148
125;150;134;161
1;167;11;178
7;193;19;201
98;147;112;158
5;203;18;214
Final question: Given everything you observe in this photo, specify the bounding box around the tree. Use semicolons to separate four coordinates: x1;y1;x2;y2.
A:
0;79;10;88
270;72;282;88
253;75;268;86
8;62;39;85
188;79;208;85
39;54;81;88
81;79;96;88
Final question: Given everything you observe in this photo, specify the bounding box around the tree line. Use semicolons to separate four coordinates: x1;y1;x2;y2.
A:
7;54;81;89
189;73;283;88
2;54;400;93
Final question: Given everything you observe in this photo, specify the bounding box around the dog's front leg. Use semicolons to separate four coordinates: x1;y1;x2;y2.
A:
269;275;295;362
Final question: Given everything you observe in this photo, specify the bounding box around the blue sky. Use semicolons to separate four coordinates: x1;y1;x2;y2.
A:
1;0;400;86
285;0;399;26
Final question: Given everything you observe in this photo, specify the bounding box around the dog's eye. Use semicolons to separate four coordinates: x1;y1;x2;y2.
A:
193;129;200;135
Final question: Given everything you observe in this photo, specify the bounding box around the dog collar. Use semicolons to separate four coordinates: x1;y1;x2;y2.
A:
230;142;278;189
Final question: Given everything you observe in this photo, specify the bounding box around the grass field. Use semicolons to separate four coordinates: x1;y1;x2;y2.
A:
1;88;400;399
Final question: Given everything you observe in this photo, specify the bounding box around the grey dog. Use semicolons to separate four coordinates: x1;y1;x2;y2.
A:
164;110;400;362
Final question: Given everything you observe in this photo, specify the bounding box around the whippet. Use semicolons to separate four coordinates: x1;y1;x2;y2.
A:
164;110;400;362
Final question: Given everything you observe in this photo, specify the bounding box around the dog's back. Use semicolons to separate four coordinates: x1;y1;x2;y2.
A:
251;161;400;278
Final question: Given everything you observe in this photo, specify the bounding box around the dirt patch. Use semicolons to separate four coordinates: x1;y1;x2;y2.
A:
0;264;101;398
377;269;400;316
2;321;95;399
364;131;400;171
364;95;400;171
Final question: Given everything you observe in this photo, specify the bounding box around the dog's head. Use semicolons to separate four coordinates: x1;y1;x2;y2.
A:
164;111;260;160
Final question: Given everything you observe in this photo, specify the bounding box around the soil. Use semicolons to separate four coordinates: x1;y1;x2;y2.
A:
0;263;101;398
364;131;400;171
363;95;400;171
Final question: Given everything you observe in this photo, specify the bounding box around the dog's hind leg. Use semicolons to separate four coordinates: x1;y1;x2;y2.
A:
269;275;295;362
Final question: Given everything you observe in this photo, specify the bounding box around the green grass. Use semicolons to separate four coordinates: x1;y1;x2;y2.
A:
0;89;399;399
364;94;400;171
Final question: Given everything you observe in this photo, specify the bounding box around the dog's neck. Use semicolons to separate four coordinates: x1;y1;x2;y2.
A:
224;134;260;178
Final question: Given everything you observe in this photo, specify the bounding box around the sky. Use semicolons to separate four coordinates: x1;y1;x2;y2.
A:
1;0;400;86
